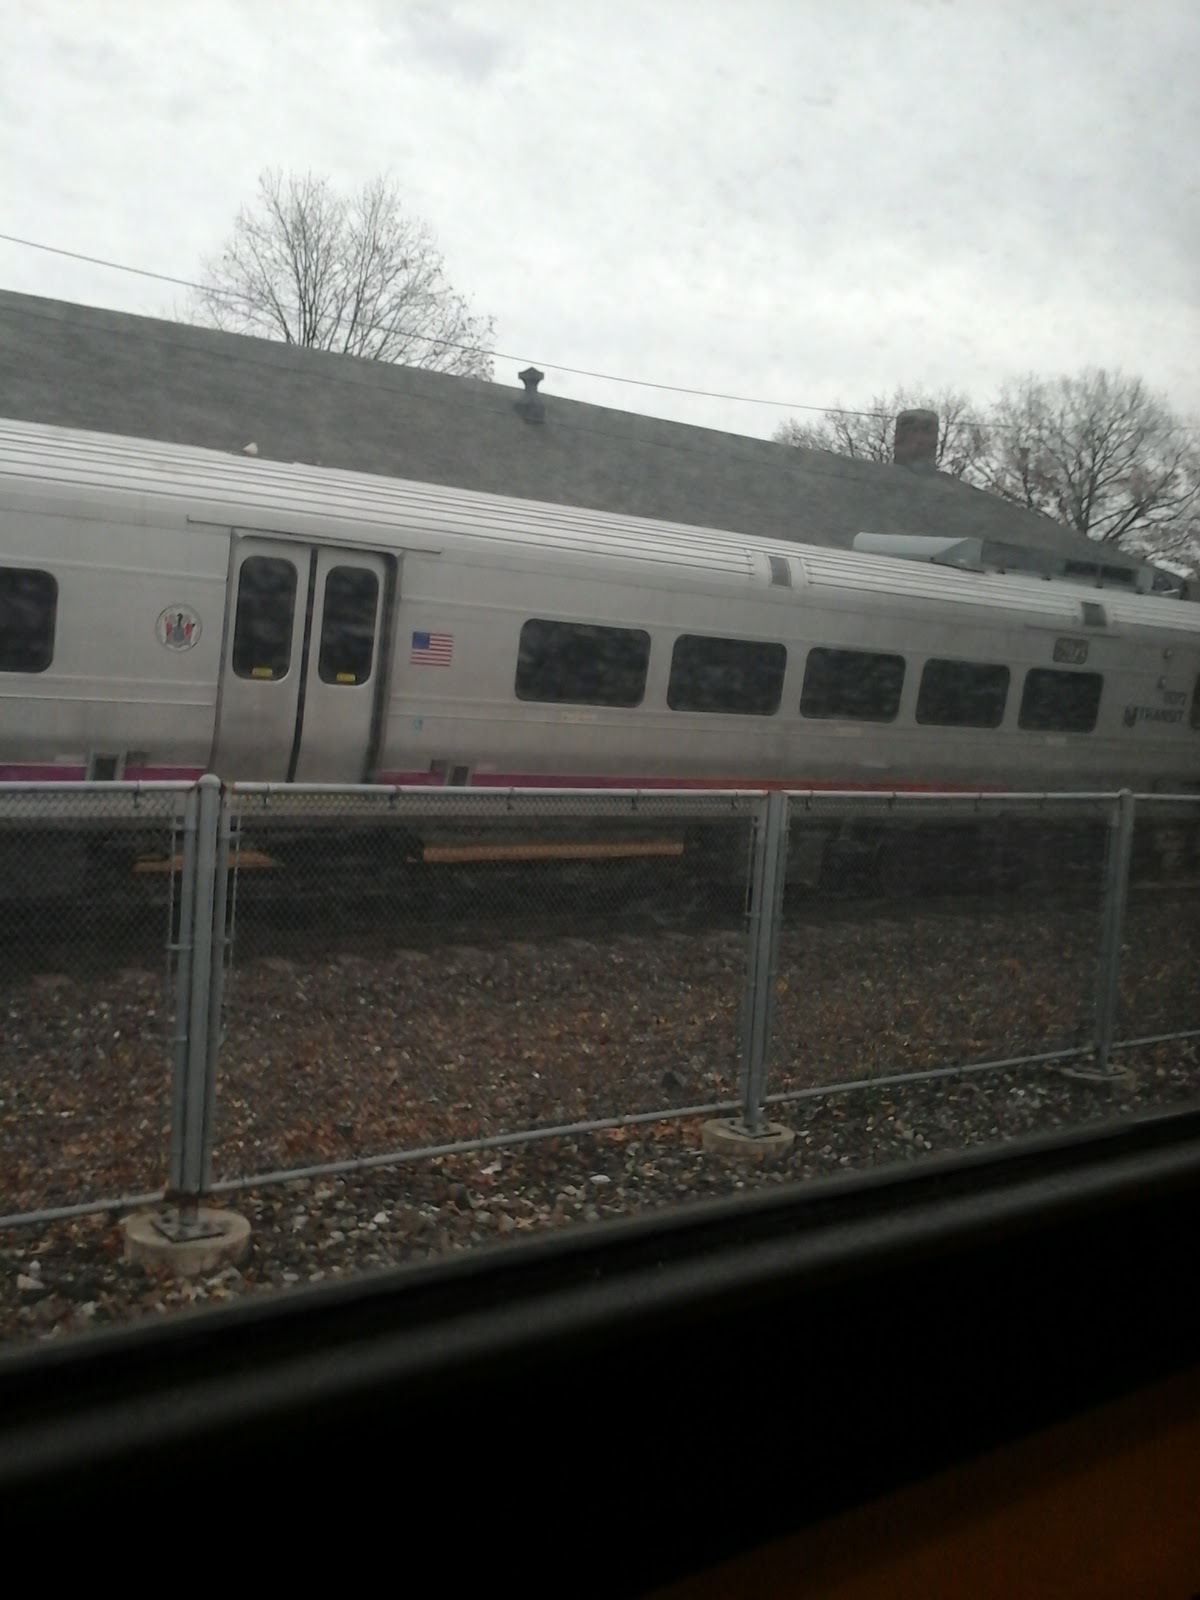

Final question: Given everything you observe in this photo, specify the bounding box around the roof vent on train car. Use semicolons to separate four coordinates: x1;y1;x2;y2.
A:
767;554;792;587
515;367;545;424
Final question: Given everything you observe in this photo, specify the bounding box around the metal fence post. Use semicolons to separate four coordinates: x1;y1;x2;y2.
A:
202;787;233;1179
1093;788;1136;1072
167;783;199;1195
160;774;224;1238
738;790;789;1133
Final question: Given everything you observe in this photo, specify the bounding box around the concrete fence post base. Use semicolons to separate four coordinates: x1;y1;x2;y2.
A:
122;1207;251;1276
701;1117;795;1165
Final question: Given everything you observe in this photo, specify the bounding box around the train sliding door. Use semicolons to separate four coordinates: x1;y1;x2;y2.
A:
211;535;389;782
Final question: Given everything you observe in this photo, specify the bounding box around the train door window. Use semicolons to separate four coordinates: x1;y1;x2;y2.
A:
317;566;379;685
0;567;57;673
232;556;298;680
1190;673;1200;731
916;659;1010;728
515;619;650;707
668;634;786;715
1018;668;1103;732
800;648;906;722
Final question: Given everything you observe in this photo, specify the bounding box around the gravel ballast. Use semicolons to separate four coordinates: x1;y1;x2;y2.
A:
2;884;1197;1347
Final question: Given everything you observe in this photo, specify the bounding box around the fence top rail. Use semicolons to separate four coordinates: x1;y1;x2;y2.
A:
0;780;197;795
227;782;769;801
784;789;1123;804
223;782;1130;804
2;778;1184;804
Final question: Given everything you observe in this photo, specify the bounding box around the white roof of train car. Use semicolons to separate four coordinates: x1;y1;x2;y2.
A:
2;416;1198;638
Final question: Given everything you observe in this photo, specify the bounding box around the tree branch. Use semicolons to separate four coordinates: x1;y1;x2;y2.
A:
189;168;494;380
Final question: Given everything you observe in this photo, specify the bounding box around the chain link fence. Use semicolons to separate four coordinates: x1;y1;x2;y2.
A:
2;781;1196;1227
210;786;758;1189
0;783;193;1222
765;794;1116;1112
1115;796;1200;1047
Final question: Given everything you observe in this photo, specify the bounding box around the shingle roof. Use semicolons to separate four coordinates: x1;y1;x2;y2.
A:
0;288;1147;571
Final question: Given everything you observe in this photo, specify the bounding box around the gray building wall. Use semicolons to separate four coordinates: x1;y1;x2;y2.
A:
0;289;1144;570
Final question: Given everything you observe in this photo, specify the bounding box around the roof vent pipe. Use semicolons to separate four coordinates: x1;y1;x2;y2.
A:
893;409;939;469
516;366;545;424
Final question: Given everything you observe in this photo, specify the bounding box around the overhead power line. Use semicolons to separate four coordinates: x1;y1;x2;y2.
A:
2;229;1195;437
6;296;904;497
0;229;894;420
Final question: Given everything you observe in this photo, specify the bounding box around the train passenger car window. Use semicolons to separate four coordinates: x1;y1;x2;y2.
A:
515;619;650;707
1190;673;1200;732
317;566;379;685
232;556;298;680
668;634;786;715
916;659;1010;728
1019;668;1103;732
0;567;57;673
800;647;905;722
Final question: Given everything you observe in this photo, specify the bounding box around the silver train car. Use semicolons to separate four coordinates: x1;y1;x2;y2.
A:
1;417;1198;800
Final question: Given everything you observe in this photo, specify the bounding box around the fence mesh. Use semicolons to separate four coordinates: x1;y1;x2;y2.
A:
4;783;1195;1223
211;788;755;1183
0;786;191;1218
1115;802;1200;1044
767;796;1112;1102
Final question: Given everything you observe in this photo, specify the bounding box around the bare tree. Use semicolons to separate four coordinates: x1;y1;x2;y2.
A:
980;369;1198;552
773;386;989;480
1117;437;1200;581
190;169;495;379
774;369;1198;574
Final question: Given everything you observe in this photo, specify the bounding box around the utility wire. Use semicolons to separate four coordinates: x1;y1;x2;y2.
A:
3;265;1194;566
0;229;897;420
2;229;1196;439
2;297;898;495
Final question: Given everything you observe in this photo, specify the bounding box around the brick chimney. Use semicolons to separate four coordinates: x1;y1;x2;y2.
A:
893;408;939;469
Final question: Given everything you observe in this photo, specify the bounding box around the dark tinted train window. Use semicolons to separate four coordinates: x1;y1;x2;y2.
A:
1019;668;1103;732
515;619;650;707
232;556;297;680
318;566;379;685
800;647;905;722
668;634;786;715
0;567;57;673
916;659;1010;728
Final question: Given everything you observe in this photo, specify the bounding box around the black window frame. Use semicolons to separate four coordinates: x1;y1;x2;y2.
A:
0;566;58;674
1018;667;1104;733
799;647;906;723
316;565;380;687
1190;673;1200;732
916;658;1011;730
514;618;651;709
667;633;787;717
231;555;299;682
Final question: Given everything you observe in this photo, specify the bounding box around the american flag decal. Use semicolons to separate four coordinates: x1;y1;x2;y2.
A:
410;630;453;666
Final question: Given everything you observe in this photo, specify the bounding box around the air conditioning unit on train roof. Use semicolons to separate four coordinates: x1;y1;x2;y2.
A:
852;532;1161;594
851;533;984;570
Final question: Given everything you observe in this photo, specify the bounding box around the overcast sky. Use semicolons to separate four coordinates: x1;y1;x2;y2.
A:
1;0;1197;440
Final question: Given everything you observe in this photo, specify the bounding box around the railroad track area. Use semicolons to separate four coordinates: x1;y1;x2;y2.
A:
1;797;1192;964
2;861;1197;1190
2;788;1197;1346
0;850;1172;979
2;877;1198;1345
